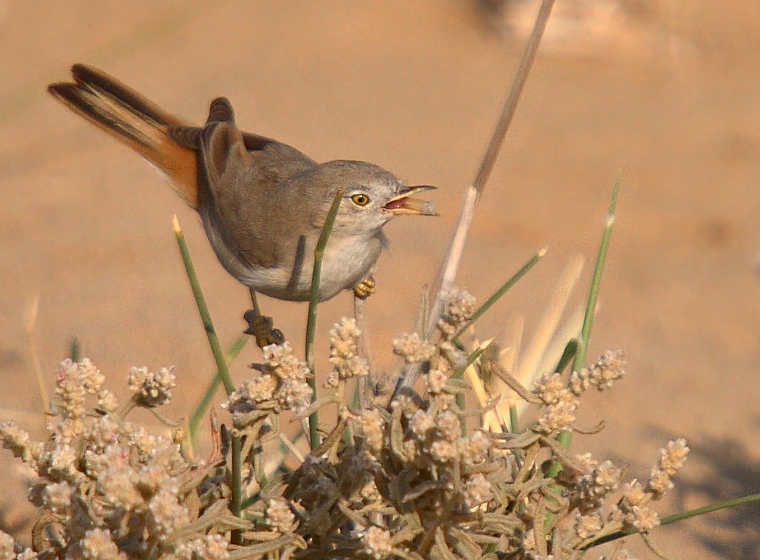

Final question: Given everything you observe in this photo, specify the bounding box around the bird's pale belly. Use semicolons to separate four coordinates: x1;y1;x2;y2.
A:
241;235;383;302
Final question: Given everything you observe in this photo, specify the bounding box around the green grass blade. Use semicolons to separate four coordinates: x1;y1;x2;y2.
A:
453;340;493;435
451;340;494;380
509;404;519;433
453;247;546;343
173;216;236;396
573;174;620;375
69;337;81;363
554;339;578;374
556;176;620;450
173;216;244;534
544;177;620;524
230;434;243;544
305;190;344;450
189;334;247;442
583;492;760;550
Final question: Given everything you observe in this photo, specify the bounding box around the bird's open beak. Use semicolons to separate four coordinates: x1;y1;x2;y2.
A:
384;185;437;216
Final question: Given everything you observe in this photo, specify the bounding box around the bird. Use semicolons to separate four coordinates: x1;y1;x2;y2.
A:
48;64;435;346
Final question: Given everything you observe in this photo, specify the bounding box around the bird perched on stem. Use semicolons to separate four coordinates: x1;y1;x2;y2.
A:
49;64;436;346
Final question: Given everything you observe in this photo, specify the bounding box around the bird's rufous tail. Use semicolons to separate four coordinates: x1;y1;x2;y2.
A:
48;64;201;208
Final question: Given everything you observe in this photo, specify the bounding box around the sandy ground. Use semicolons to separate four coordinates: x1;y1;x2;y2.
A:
2;1;760;557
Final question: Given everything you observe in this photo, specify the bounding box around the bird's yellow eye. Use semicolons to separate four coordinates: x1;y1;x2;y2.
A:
351;193;370;206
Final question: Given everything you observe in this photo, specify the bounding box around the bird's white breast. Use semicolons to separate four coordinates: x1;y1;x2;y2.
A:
234;233;383;302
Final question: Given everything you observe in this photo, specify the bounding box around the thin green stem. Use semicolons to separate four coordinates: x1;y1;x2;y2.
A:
174;216;245;534
554;339;578;374
451;342;492;380
230;435;243;545
173;216;236;396
257;468;268;492
305;190;344;450
453;247;546;344
451;342;493;434
456;390;467;436
189;335;247;442
557;175;620;451
509;405;519;433
572;174;620;375
69;337;81;363
660;493;760;524
543;178;620;528
584;492;760;550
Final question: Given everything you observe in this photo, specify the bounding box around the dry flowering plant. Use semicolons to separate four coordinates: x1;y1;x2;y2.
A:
3;1;729;557
0;283;692;559
0;359;235;560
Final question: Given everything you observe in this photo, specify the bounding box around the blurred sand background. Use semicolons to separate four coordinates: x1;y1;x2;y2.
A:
2;0;760;557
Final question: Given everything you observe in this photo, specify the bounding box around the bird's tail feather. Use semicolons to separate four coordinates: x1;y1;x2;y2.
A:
48;64;201;208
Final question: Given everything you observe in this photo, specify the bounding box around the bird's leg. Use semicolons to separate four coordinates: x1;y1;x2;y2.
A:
243;289;285;348
353;275;376;299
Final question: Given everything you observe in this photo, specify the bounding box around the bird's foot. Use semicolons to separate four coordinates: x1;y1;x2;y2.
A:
243;309;285;348
353;275;376;299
